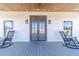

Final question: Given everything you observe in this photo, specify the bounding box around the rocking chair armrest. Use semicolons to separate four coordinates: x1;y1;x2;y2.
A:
65;36;77;42
66;36;76;39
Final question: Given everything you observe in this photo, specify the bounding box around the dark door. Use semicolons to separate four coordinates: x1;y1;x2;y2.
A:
30;16;47;41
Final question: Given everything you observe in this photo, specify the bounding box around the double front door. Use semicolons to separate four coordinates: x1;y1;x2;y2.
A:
30;16;47;41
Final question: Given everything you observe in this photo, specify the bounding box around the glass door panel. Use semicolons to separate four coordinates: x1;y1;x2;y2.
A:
31;20;38;41
39;19;46;41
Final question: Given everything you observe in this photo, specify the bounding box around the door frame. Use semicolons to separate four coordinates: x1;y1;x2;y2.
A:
30;15;47;41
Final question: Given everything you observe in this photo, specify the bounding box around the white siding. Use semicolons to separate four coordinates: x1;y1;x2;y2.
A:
0;12;78;42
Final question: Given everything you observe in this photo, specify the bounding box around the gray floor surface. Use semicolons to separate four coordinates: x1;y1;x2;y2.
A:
0;41;79;56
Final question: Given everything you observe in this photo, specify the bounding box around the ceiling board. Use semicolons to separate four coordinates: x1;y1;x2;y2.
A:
0;3;78;12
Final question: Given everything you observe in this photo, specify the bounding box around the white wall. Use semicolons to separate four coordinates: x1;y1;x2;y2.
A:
0;12;78;42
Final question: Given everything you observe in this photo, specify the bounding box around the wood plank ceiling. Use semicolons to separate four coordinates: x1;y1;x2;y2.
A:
0;3;79;12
